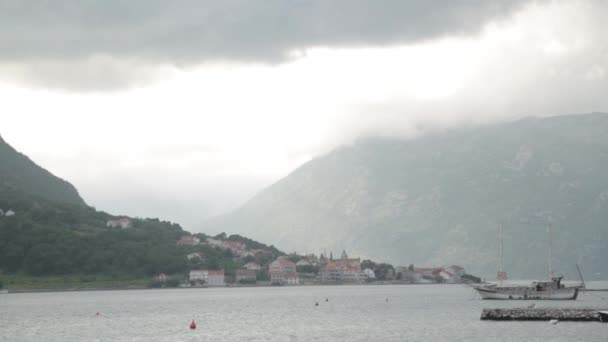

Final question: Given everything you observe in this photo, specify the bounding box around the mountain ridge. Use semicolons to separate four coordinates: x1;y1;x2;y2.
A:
203;113;608;279
0;134;85;206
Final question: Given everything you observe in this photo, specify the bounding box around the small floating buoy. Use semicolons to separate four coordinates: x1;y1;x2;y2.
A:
95;312;101;317
325;298;328;302
190;319;197;329
315;302;319;306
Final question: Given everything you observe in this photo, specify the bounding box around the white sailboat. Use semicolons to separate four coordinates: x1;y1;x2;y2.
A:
474;224;583;300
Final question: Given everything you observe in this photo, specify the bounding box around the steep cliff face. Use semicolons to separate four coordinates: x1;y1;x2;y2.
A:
0;134;85;206
205;113;608;279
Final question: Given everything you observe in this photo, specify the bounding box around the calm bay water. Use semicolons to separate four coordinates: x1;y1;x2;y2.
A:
1;284;607;341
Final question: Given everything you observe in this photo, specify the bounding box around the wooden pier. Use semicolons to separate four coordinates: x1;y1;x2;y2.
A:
481;308;607;322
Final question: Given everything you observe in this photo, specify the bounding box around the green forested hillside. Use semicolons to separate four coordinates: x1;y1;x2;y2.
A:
0;135;281;287
0;185;281;282
204;113;608;279
0;134;85;206
0;186;187;276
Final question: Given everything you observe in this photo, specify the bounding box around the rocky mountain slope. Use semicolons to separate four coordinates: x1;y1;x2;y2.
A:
204;113;608;279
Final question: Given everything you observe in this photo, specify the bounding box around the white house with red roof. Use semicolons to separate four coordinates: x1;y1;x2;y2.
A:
106;218;131;229
177;235;200;245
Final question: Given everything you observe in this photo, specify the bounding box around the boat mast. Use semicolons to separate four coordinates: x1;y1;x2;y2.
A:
499;223;504;286
576;264;586;290
547;223;553;280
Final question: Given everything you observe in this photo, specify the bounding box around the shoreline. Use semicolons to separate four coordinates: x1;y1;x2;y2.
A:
2;281;474;294
4;280;605;295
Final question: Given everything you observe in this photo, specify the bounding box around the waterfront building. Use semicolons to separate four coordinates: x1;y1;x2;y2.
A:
189;269;225;286
189;269;207;282
269;258;297;274
236;269;257;283
270;271;300;285
206;270;225;286
320;258;364;283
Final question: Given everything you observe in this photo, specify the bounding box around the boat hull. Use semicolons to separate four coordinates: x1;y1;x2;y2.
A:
475;286;579;300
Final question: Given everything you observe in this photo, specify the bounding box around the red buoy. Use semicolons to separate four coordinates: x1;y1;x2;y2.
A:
189;320;197;330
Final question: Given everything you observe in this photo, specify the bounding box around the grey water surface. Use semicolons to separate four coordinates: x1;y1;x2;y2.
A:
1;284;607;341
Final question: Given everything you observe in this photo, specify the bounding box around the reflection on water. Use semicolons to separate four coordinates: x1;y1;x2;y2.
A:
0;284;607;342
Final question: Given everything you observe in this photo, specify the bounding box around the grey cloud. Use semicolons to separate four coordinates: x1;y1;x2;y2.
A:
0;56;174;91
312;0;608;150
0;0;529;89
0;1;529;61
342;61;608;149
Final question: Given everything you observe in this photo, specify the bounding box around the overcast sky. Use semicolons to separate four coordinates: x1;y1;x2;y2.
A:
1;0;607;230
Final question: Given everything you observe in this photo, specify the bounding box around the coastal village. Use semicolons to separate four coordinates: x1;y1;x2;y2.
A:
141;228;479;287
